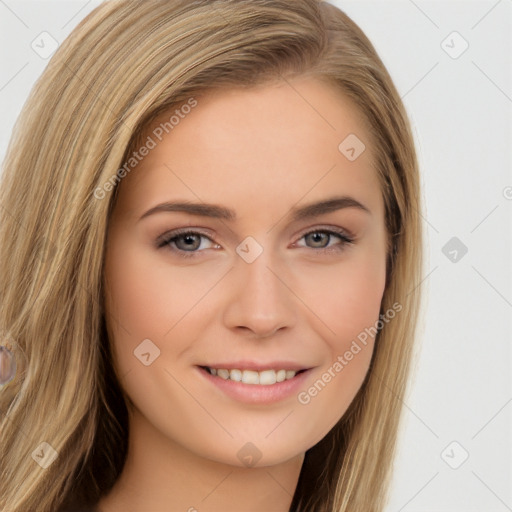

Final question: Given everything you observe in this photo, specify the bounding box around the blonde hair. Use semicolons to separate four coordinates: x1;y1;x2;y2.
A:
0;1;423;511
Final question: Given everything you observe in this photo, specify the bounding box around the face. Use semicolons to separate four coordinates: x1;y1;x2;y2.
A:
103;76;388;468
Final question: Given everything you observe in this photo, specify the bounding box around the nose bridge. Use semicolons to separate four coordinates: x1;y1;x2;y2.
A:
242;249;279;298
223;239;296;336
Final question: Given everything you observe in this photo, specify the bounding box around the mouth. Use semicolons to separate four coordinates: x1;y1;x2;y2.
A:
196;364;313;404
199;365;308;385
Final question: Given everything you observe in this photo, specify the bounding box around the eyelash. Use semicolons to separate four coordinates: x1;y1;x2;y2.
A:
157;227;355;259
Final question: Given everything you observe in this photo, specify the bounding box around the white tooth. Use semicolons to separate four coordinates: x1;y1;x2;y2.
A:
259;370;277;385
276;369;286;382
229;369;242;382
211;367;298;384
217;369;230;380
242;370;260;385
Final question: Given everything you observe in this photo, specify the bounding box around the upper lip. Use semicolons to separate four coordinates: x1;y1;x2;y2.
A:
198;361;312;372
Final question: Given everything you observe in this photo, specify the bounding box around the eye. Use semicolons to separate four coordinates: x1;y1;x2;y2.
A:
157;226;355;258
295;227;355;254
157;229;219;258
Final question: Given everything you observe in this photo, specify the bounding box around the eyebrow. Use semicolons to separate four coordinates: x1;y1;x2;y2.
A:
138;195;371;223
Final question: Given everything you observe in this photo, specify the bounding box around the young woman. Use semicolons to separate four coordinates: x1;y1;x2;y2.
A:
0;1;423;511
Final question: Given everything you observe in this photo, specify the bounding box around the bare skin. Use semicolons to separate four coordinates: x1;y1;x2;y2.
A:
98;76;388;512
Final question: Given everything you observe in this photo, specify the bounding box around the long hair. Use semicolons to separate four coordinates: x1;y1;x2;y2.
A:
0;1;423;511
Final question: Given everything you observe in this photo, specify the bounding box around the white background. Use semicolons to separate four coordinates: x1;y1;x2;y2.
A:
0;1;511;510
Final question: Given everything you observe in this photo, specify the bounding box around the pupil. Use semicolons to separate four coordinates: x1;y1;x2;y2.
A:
309;232;327;247
178;234;200;250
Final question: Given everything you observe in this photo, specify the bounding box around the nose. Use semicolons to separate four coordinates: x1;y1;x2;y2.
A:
222;249;296;338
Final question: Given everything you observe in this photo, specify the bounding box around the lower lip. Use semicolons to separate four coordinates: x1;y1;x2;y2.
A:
195;366;313;405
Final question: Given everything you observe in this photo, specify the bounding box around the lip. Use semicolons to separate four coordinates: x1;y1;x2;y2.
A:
195;365;314;405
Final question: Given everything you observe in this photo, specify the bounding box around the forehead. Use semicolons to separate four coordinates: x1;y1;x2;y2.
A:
115;77;382;221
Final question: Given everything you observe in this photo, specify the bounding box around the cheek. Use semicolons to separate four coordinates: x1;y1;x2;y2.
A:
103;238;186;378
104;237;213;341
297;245;386;344
291;248;386;430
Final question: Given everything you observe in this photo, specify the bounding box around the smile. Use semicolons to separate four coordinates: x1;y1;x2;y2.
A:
196;365;313;404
